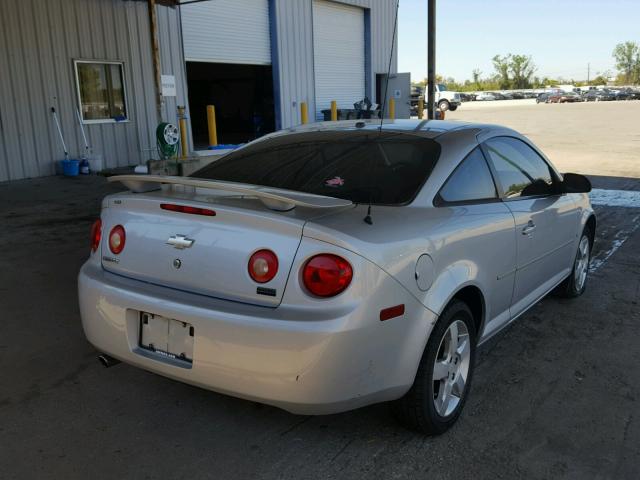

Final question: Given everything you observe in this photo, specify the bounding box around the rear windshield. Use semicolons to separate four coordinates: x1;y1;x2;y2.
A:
191;130;441;205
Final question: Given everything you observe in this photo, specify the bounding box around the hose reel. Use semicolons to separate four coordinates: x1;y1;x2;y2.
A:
156;122;180;159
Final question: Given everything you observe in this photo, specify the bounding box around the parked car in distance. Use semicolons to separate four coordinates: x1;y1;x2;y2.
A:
80;119;595;435
488;92;508;100
622;88;640;100
536;92;552;103
475;92;497;101
548;92;582;103
608;89;631;101
583;90;614;102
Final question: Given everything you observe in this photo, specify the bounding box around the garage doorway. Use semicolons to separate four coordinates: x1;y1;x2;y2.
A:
186;62;275;148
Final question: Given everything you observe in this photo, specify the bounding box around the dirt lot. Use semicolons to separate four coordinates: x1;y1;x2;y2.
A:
1;103;639;479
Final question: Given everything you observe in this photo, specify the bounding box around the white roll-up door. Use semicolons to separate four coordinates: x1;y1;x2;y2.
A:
312;0;365;120
181;0;271;65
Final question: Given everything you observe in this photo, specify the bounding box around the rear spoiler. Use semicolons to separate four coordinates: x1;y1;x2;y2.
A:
108;175;353;211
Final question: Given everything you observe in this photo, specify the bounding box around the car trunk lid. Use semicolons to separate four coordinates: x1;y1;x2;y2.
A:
100;191;321;307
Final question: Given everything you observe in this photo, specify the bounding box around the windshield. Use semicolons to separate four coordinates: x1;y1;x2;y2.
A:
437;83;447;91
191;130;441;205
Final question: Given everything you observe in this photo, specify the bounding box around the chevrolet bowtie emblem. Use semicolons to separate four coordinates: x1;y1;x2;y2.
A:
166;234;195;250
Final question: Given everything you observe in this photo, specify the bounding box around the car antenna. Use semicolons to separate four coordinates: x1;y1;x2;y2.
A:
364;0;399;226
378;0;399;133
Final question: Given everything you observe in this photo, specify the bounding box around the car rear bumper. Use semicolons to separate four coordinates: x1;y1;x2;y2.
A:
78;263;436;415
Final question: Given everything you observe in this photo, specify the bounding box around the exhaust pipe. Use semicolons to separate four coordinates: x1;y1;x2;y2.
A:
98;354;121;368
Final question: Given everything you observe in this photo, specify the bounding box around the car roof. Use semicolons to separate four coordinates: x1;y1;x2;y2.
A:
277;118;508;140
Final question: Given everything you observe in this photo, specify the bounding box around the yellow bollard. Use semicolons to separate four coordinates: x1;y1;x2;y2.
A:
389;98;395;119
300;102;308;124
207;105;218;147
178;105;189;159
417;97;424;119
330;100;338;121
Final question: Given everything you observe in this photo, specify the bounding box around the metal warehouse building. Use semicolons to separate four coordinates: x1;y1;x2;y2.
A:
0;0;189;182
0;0;400;182
182;0;400;147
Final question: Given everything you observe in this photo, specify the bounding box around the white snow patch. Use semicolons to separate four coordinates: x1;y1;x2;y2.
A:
589;189;640;208
589;214;640;272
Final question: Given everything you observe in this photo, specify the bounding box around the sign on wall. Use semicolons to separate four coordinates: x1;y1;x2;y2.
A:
161;75;176;97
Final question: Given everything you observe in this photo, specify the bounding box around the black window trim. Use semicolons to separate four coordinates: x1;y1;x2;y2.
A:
433;145;501;207
479;135;563;201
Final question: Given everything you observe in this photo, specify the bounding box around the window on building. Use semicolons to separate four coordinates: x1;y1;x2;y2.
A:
75;61;127;123
437;147;497;204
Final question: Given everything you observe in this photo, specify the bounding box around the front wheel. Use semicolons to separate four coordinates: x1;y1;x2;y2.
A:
392;300;476;435
438;100;450;111
449;105;458;111
556;228;591;297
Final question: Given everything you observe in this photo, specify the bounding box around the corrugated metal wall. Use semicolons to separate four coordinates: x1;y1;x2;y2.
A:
272;0;398;129
0;0;189;182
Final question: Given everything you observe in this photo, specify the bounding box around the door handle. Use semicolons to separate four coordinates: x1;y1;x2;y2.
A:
522;220;536;236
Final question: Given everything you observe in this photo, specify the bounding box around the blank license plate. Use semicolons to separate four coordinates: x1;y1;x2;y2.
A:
139;312;194;363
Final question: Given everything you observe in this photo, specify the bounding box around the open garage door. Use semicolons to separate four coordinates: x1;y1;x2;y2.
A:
312;0;365;120
181;0;274;147
181;0;271;65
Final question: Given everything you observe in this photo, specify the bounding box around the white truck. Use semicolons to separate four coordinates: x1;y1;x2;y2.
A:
410;83;462;113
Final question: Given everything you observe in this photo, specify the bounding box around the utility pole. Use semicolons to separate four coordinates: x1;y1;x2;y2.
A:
587;63;590;84
427;0;436;119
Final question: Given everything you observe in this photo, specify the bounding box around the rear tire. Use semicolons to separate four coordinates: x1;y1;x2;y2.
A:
438;100;450;112
556;227;591;298
392;300;476;435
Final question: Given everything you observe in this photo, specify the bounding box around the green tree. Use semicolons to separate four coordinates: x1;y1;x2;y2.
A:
492;54;511;89
612;41;640;84
589;75;608;86
472;69;482;89
509;55;536;89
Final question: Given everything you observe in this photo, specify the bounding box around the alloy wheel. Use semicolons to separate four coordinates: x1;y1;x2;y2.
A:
574;236;590;291
432;320;471;417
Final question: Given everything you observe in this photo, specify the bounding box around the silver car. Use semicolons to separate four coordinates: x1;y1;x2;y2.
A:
79;119;595;434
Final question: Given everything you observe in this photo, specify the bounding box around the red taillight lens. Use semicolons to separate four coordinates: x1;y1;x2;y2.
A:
248;249;278;283
108;225;126;254
161;203;216;216
90;219;102;252
302;254;353;298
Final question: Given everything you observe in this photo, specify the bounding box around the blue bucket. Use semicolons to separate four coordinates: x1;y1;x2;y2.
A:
62;159;80;176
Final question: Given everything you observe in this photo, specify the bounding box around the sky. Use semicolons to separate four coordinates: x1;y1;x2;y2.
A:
397;0;640;83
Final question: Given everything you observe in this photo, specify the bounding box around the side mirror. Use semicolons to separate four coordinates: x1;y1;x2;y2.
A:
561;173;592;193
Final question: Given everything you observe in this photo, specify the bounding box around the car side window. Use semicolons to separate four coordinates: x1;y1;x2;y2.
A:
483;137;554;198
437;147;497;204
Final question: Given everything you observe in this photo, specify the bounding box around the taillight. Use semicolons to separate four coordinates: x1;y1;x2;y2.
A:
108;225;126;254
302;254;353;298
161;203;216;216
248;249;278;283
90;219;102;252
